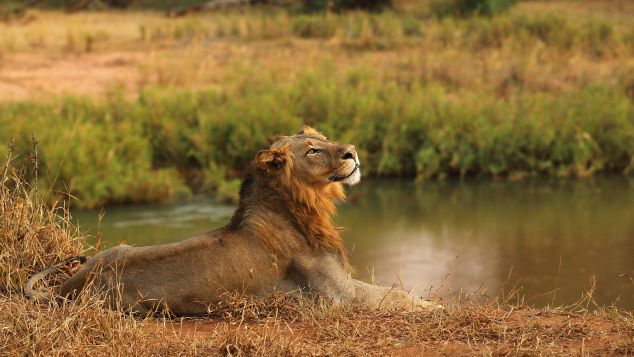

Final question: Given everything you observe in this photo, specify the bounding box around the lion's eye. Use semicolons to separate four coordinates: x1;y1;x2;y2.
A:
306;148;321;155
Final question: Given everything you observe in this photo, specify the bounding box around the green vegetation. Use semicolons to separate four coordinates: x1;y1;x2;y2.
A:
301;0;393;14
431;0;518;17
1;66;631;207
0;2;632;207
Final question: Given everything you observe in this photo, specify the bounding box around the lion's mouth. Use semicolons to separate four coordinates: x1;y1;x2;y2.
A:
329;164;359;182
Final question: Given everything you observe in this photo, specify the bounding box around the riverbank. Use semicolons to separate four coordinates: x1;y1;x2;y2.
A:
1;1;633;208
3;296;633;355
1;170;632;355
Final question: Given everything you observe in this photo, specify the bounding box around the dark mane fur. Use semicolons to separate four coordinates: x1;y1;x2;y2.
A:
225;162;350;271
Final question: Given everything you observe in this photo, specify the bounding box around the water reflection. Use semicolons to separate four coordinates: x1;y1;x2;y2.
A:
73;178;634;309
341;178;634;309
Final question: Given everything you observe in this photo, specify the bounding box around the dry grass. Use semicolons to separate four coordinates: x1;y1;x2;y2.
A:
1;150;633;355
0;148;163;355
2;292;633;355
200;303;634;355
0;143;83;295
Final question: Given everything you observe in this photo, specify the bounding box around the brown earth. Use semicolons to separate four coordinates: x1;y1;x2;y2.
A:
0;52;143;101
0;42;396;102
155;307;633;356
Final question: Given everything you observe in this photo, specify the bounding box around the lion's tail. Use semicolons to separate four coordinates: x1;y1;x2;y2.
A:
23;256;87;300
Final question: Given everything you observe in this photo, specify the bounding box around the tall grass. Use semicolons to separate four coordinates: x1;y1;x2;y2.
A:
0;148;83;294
132;10;634;54
1;62;632;208
1;7;631;56
0;97;189;209
0;156;195;354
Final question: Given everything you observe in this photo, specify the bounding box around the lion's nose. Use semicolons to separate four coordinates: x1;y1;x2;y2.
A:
341;145;356;160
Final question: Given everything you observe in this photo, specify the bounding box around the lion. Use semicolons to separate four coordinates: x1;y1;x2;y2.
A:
25;126;438;315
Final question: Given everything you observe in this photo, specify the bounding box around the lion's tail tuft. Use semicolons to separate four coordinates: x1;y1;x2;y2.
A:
23;256;87;300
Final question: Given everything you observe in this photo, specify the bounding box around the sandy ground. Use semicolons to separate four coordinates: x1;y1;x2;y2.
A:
0;52;143;101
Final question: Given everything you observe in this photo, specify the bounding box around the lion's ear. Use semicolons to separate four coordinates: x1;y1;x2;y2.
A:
267;135;284;145
256;147;288;172
298;125;327;139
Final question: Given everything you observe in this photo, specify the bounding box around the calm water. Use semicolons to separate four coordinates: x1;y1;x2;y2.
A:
73;178;634;309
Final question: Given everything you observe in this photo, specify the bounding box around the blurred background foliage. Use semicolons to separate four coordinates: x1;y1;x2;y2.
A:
0;0;632;207
301;0;393;14
4;0;518;16
430;0;518;17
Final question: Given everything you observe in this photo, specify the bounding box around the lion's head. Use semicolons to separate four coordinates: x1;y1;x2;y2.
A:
235;126;361;270
255;126;361;188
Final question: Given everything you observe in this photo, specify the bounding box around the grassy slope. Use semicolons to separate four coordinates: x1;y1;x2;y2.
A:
0;1;633;207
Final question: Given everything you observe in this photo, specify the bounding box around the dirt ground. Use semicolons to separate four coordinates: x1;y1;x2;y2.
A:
0;52;143;101
157;308;633;356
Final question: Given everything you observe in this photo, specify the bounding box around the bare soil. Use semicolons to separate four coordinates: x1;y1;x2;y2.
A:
0;52;142;101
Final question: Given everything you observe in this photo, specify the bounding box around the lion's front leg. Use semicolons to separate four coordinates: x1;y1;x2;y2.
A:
291;255;440;311
289;254;357;304
352;280;441;311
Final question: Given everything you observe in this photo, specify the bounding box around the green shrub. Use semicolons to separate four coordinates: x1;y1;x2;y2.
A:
0;97;190;208
301;0;392;14
431;0;518;17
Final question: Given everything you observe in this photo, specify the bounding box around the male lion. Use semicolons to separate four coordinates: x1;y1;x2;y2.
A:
25;126;437;315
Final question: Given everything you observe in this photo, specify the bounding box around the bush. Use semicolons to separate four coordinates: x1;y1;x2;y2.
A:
0;96;191;208
430;0;517;17
104;0;134;7
302;0;392;13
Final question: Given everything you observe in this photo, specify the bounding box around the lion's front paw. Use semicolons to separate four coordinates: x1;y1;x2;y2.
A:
411;296;444;311
378;289;443;311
